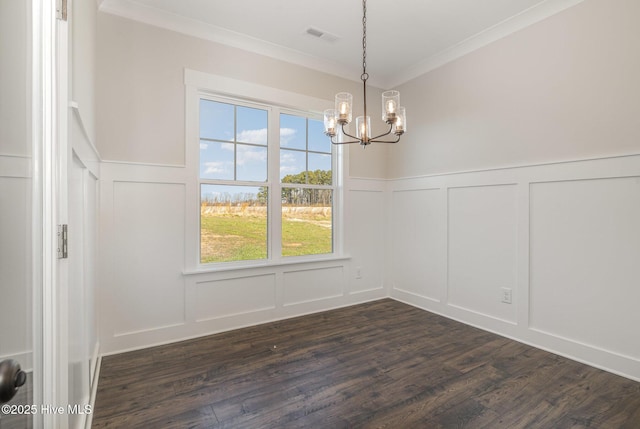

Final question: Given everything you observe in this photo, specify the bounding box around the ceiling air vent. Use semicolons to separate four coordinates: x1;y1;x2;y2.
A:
305;27;339;43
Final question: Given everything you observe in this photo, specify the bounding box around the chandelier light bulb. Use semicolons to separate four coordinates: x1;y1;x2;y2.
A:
382;90;400;123
335;92;353;124
356;116;371;142
323;109;337;137
395;106;406;135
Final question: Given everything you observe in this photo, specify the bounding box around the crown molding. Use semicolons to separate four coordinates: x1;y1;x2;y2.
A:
98;0;369;86
99;0;585;90
387;0;586;88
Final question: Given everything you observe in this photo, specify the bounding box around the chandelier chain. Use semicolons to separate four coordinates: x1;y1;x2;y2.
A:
361;0;368;81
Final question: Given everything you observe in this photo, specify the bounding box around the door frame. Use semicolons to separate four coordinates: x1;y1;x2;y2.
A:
32;0;69;427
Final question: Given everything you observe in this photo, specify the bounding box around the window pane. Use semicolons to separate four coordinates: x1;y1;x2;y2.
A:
281;188;333;257
201;184;268;263
280;114;306;150
280;149;306;183
308;153;332;183
308;118;331;153
200;99;234;141
236;106;268;145
200;140;234;180
236;144;267;182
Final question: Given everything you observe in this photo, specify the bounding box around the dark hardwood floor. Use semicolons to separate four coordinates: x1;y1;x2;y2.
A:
92;299;640;428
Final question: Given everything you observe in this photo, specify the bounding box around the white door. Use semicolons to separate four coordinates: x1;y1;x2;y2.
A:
1;1;62;428
0;0;41;427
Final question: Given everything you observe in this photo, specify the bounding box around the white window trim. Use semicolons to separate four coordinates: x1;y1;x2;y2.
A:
184;69;347;273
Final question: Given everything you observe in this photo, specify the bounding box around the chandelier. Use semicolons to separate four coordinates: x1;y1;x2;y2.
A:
324;0;407;147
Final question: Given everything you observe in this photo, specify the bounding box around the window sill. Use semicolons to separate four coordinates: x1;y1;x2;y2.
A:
182;254;352;276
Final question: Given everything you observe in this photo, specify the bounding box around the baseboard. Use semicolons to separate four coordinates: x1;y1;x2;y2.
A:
85;353;102;429
390;294;640;383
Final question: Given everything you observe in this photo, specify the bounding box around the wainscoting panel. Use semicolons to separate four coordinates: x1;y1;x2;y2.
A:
99;163;387;354
390;154;640;381
283;266;345;306
0;171;32;368
530;176;640;360
390;188;445;302
346;189;386;294
194;274;277;322
111;181;186;336
448;184;518;324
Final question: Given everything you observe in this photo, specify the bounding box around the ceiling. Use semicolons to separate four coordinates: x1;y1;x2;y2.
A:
99;0;584;88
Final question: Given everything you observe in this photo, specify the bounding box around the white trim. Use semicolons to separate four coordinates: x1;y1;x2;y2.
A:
0;351;33;373
83;354;101;429
100;159;186;168
70;101;101;160
0;154;32;178
98;0;362;85
55;7;71;429
32;0;60;426
389;0;586;87
389;153;640;382
388;152;640;182
184;69;332;113
185;69;341;272
183;255;352;276
393;297;640;383
99;0;585;89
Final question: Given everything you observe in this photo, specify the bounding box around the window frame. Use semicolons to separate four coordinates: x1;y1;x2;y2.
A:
185;70;344;272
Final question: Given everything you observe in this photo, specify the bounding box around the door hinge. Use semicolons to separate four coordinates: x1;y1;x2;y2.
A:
57;224;68;259
56;0;68;21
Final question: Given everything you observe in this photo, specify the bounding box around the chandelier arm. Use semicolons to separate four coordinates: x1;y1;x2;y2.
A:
370;134;402;144
331;137;363;145
340;124;362;141
329;124;363;145
369;123;395;141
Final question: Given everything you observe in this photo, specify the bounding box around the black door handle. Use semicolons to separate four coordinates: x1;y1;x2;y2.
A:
0;359;27;404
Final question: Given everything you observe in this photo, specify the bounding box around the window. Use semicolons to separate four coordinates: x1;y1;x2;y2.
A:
198;95;336;265
199;99;269;263
280;113;333;257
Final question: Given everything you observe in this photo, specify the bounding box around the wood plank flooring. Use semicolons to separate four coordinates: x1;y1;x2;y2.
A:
92;299;640;428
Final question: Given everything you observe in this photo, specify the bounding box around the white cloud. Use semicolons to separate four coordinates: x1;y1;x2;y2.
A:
279;127;297;147
237;146;267;165
237;128;268;145
200;142;208;150
203;161;230;176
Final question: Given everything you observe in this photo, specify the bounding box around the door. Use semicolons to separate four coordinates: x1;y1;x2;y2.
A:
0;0;40;427
1;0;60;428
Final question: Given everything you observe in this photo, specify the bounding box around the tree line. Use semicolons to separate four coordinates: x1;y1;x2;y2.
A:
201;170;332;207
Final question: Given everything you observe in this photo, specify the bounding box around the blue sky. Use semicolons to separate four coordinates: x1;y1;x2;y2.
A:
199;99;331;202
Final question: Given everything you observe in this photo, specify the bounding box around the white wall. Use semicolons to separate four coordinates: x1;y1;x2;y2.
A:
389;155;640;381
95;12;390;354
0;0;33;370
95;0;640;383
390;0;640;177
388;0;640;381
98;160;386;353
95;12;389;179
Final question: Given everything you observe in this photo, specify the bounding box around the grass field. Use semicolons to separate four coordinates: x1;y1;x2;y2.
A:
200;207;332;263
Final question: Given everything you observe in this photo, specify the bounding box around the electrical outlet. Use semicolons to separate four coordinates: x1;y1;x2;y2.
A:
501;287;512;304
355;267;362;279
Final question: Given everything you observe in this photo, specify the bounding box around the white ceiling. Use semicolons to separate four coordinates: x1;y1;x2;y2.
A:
99;0;584;88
